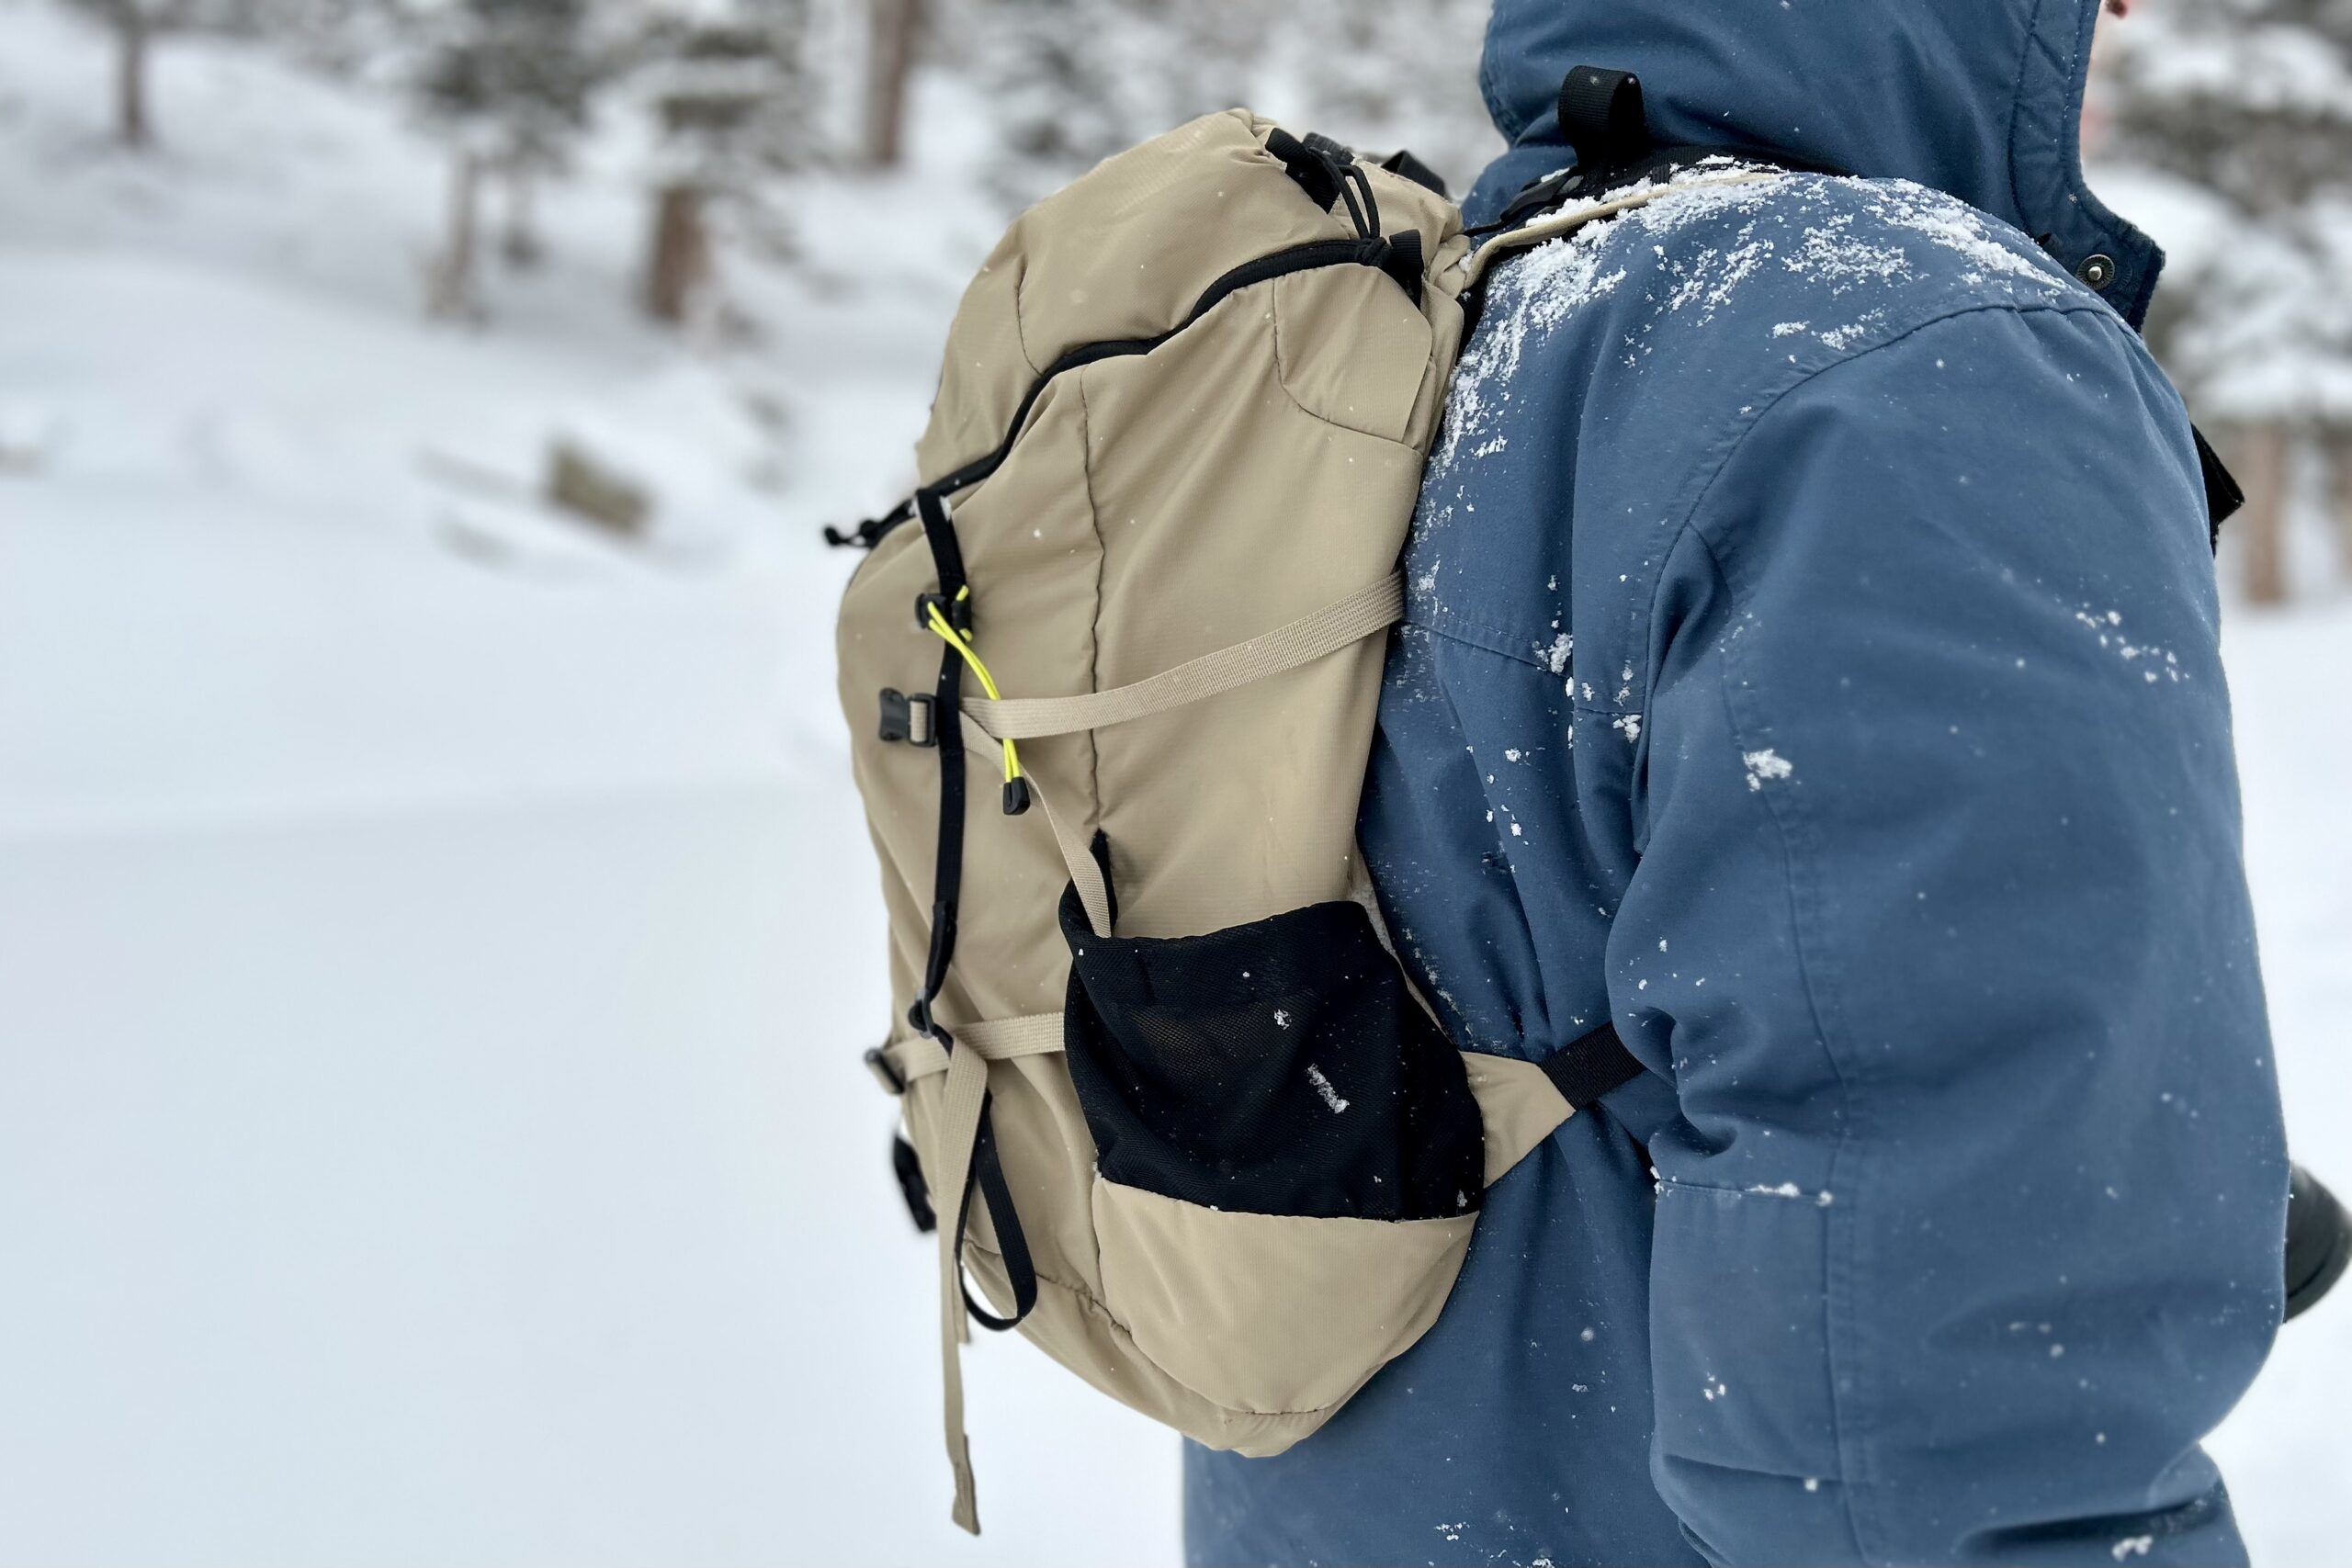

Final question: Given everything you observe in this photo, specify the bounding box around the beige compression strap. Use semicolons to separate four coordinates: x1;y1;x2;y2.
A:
946;733;1113;937
885;1012;1064;1086
962;576;1401;936
964;572;1403;742
889;1010;1064;1535
957;574;1404;937
932;1038;990;1534
1023;767;1113;937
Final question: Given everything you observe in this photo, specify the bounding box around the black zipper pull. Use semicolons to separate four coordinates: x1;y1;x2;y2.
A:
823;495;916;550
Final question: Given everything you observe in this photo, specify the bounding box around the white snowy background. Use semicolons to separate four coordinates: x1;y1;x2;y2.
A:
0;2;2345;1562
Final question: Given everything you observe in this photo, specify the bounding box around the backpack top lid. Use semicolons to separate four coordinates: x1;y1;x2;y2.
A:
913;109;1467;490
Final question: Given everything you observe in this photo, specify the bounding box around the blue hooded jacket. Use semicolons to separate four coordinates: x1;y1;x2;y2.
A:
1184;2;2289;1563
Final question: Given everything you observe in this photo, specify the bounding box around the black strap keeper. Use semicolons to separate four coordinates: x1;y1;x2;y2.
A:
1539;1020;1646;1109
1557;65;1650;176
1374;230;1426;305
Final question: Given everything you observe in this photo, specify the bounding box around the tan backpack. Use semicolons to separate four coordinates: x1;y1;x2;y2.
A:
831;107;1687;1534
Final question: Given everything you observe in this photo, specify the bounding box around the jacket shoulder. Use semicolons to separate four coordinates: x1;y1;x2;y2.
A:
1409;170;2182;688
1602;168;2109;360
1465;171;2108;393
1438;171;2132;479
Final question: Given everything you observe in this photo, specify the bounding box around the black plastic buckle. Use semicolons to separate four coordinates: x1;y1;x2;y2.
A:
1378;147;1449;198
906;996;935;1038
915;591;968;635
877;688;937;747
892;1133;936;1233
1301;130;1357;167
1519;165;1582;207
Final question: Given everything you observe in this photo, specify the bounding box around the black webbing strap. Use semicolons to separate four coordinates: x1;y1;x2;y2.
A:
1377;229;1426;306
956;1097;1040;1331
2191;423;2244;551
910;486;1037;1334
1265;127;1383;244
912;489;967;1028
1539;1020;1645;1109
1266;128;1342;213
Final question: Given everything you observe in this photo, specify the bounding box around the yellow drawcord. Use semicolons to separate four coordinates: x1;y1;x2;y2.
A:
925;588;1023;789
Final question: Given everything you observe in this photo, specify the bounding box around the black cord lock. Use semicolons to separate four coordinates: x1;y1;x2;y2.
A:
915;590;969;636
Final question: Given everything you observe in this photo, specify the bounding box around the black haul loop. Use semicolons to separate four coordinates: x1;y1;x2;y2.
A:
1557;66;1651;177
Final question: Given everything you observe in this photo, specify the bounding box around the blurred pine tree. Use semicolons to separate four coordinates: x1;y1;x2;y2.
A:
405;0;606;318
2101;0;2352;595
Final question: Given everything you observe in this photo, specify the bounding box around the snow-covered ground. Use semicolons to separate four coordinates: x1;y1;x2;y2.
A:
0;4;2344;1562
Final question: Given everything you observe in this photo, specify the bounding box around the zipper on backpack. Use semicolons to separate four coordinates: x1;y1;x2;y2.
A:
829;234;1417;553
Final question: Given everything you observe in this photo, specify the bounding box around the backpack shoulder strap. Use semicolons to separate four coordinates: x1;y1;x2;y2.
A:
1462;167;1783;293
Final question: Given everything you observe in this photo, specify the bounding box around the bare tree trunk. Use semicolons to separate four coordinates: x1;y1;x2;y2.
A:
643;183;710;325
862;0;921;168
2328;427;2352;588
427;148;484;320
500;166;543;270
2229;423;2291;606
117;5;152;149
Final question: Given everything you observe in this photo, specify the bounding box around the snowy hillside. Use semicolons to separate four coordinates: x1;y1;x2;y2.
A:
0;2;2346;1562
0;6;1178;1562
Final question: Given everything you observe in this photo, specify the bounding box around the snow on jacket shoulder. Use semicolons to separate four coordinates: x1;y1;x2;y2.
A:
1184;10;2288;1563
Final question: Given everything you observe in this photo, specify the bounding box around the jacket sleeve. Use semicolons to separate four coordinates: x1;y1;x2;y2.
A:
1613;303;2288;1566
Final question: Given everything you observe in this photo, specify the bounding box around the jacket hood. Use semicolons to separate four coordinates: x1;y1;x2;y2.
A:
1470;0;2163;325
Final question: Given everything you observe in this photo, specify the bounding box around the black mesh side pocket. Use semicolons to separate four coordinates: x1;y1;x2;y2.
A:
1057;882;1485;1222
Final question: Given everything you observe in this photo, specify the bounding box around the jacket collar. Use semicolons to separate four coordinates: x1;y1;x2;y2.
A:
1469;0;2161;325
